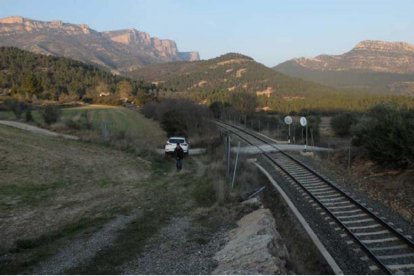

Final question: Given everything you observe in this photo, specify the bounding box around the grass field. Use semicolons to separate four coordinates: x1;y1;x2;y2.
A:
60;105;167;149
1;104;167;153
0;119;220;274
0;124;151;249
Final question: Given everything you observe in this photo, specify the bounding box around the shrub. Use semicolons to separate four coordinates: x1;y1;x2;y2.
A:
192;178;216;207
79;111;92;129
228;92;257;114
4;98;27;119
331;112;358;137
353;104;414;167
65;118;81;130
161;109;188;137
142;98;212;139
42;105;61;125
25;108;33;122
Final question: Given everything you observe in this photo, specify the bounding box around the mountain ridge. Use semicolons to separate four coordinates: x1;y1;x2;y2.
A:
285;40;414;74
274;40;414;95
0;16;199;72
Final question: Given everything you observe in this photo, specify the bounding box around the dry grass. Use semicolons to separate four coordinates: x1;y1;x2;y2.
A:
0;125;151;252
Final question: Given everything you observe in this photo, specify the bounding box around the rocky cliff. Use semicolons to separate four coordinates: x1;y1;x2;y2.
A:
0;16;199;71
290;40;414;74
213;206;291;274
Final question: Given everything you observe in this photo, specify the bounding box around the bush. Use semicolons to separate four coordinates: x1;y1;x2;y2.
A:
65;111;92;130
192;178;216;207
331;112;358;137
42;105;61;125
353;104;414;167
4;98;27;119
25;108;33;122
161;109;188;137
142;98;212;139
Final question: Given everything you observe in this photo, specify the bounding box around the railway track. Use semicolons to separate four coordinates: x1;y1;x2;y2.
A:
216;120;414;274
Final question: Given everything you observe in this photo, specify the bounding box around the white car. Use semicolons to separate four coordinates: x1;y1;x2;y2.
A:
165;136;189;155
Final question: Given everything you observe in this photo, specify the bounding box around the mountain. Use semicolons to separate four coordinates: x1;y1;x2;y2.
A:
128;53;342;105
0;16;199;73
274;40;414;95
128;52;333;94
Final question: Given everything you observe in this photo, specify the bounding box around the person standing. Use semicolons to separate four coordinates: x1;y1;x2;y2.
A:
174;143;185;171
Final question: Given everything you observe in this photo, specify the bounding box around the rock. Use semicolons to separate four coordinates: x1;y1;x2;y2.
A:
240;197;263;215
286;40;414;74
0;16;200;72
213;208;290;275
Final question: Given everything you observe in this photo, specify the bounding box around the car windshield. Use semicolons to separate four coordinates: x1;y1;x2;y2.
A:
169;138;185;144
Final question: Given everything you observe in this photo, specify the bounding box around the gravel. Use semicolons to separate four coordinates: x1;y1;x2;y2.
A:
31;210;142;274
121;216;227;274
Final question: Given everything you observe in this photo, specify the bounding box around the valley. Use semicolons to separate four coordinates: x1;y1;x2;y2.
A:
1;5;414;274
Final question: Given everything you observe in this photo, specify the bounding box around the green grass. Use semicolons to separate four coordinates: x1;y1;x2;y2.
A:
192;177;216;207
1;105;166;151
0;110;15;120
0;180;68;209
0;109;42;122
61;105;166;150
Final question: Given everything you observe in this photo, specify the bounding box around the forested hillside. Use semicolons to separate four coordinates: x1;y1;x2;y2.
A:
129;53;336;96
129;53;414;113
0;47;153;104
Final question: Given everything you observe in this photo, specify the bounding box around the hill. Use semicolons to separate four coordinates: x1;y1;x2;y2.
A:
129;52;414;112
274;40;414;95
0;47;151;103
129;52;338;99
0;16;199;72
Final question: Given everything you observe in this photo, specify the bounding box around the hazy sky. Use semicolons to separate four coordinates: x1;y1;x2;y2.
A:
1;0;413;66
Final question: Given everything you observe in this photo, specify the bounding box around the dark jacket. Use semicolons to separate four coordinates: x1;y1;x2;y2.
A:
174;146;184;159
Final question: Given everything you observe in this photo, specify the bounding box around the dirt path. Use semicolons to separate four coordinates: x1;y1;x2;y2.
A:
0;120;78;140
32;210;143;274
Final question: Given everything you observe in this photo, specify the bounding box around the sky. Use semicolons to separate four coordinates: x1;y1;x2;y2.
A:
0;0;413;66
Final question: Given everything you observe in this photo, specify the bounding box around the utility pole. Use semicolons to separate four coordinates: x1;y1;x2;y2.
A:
227;135;231;181
348;145;351;169
305;124;308;151
288;124;291;143
231;142;241;189
293;123;296;144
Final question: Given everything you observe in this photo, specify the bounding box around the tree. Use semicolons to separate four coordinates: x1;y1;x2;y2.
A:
25;107;33;122
4;98;27;119
228;92;257;114
117;80;133;101
331;112;358;137
209;101;224;119
42;105;61;125
353;104;414;167
22;73;42;98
